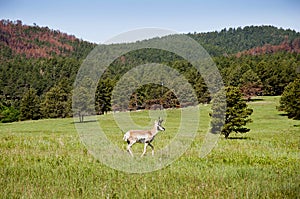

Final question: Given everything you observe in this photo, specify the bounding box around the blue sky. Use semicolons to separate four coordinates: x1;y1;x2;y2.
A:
0;0;299;43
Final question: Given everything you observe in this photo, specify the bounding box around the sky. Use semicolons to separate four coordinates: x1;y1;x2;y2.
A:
0;0;300;44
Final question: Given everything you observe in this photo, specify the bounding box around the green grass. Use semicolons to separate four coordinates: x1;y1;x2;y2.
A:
0;96;299;198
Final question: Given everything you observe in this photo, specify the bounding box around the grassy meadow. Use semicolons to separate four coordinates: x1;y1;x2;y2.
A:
0;96;299;198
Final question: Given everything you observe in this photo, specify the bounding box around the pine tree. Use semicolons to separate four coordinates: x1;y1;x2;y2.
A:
211;86;253;139
239;69;263;99
41;79;72;118
0;103;19;123
73;86;94;122
95;78;114;114
73;77;95;122
278;77;300;120
19;88;41;120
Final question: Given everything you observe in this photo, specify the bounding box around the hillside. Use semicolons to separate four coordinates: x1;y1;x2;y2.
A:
0;19;95;60
237;38;300;56
0;20;300;123
1;21;300;60
188;25;300;56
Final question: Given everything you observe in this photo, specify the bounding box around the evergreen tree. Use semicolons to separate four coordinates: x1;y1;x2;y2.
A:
239;69;263;99
73;77;95;122
41;79;72;118
211;86;253;139
73;86;94;122
95;78;114;114
278;77;300;120
0;103;19;123
19;88;41;120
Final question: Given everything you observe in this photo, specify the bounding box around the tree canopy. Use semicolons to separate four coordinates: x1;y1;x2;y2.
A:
19;88;41;120
278;77;300;120
210;86;253;139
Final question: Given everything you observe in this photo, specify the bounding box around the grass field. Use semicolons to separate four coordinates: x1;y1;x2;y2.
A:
0;96;299;198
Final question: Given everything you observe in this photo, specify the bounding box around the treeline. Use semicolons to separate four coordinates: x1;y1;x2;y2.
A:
1;22;300;122
0;57;78;122
215;52;300;96
1;50;299;122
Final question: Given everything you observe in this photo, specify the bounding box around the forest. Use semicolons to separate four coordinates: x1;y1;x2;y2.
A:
0;20;300;122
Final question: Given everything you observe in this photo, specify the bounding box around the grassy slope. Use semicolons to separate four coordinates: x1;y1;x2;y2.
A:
0;96;299;198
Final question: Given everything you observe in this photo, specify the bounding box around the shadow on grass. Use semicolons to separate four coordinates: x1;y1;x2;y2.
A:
248;98;264;102
226;137;252;140
72;120;98;124
278;114;300;124
278;113;289;117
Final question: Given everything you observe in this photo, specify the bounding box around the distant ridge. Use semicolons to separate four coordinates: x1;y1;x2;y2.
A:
1;20;300;60
188;25;300;56
236;38;300;57
0;19;95;59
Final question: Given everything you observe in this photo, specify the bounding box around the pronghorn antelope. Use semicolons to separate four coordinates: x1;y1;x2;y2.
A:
123;118;165;157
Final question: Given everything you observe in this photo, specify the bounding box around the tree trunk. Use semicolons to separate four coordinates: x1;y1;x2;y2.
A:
224;133;229;139
78;112;83;123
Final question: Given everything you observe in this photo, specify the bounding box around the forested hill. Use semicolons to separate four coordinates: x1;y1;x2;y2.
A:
188;25;300;56
0;19;95;60
1;20;300;123
1;20;300;60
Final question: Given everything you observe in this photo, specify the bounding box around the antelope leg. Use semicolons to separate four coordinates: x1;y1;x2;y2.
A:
141;143;148;157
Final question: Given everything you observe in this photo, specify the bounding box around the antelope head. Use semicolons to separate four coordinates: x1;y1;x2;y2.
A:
156;117;165;131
